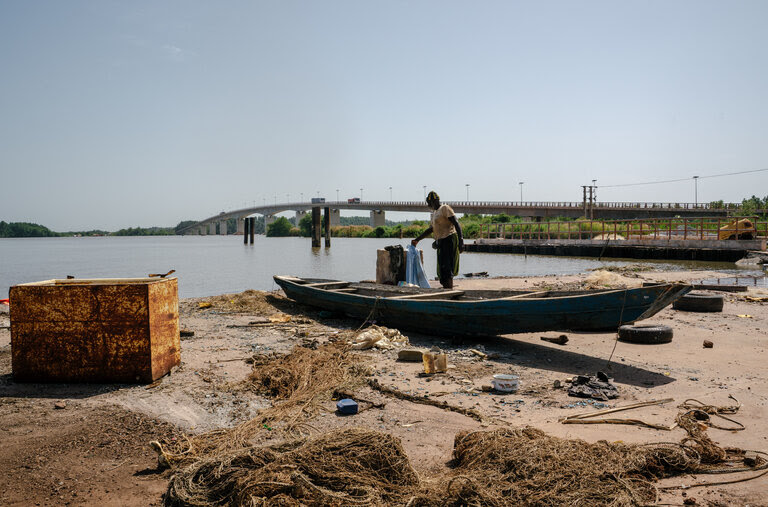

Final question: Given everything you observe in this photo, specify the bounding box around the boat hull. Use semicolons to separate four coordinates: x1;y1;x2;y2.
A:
274;276;691;337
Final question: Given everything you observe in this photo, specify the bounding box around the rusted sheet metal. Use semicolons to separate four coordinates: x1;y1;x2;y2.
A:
10;278;180;383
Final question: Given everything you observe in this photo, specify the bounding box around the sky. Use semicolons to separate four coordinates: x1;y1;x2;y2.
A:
1;0;767;231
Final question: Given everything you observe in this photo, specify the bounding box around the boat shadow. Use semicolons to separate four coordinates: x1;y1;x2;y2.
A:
406;332;676;388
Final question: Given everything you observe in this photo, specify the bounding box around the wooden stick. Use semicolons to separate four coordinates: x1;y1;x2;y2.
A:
390;290;464;300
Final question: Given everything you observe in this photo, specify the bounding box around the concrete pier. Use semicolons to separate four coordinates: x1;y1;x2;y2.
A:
208;222;216;235
295;210;308;224
329;208;340;227
237;218;245;235
370;210;385;227
219;220;227;235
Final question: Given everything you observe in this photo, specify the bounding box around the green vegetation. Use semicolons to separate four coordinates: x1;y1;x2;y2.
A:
266;217;295;237
0;221;59;238
113;226;176;236
738;195;768;217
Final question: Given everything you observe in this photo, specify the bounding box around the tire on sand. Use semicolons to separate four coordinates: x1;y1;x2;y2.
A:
618;324;674;344
672;292;724;312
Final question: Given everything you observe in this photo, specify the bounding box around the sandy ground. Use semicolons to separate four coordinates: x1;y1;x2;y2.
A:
1;267;767;506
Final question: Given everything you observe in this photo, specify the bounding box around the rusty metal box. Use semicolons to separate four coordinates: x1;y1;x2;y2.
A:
10;277;180;383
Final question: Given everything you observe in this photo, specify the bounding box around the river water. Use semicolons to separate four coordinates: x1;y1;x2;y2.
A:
0;236;747;299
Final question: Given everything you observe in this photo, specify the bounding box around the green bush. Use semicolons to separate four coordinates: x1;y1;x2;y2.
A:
266;217;293;237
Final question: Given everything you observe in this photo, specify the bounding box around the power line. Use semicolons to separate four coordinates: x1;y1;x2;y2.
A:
597;167;768;188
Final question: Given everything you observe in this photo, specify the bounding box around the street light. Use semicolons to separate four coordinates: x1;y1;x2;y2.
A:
423;185;426;199
360;187;363;201
336;189;339;201
300;192;303;202
519;181;524;202
465;183;470;201
389;186;392;201
693;176;699;206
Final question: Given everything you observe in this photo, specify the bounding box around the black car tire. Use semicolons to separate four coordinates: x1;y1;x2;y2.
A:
618;324;674;344
672;293;724;312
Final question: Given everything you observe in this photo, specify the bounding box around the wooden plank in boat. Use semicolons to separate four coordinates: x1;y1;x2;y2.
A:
330;288;357;293
304;281;351;289
500;291;550;300
389;290;464;300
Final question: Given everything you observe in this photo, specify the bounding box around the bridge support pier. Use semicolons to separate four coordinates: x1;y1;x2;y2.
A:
208;222;216;235
243;218;249;244
324;207;331;247
295;210;308;225
197;226;205;235
249;217;255;243
219;220;227;235
265;214;276;229
329;208;340;227
370;210;385;228
311;207;321;247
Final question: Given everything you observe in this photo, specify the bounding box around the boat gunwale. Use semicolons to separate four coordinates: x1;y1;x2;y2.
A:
273;275;689;305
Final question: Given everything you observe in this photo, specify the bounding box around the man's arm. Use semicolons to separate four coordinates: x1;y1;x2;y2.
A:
411;226;433;246
449;216;464;251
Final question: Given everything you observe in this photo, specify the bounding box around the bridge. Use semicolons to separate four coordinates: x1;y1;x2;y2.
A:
180;199;748;236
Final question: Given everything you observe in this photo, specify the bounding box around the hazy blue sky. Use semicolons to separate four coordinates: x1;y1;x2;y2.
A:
1;1;766;230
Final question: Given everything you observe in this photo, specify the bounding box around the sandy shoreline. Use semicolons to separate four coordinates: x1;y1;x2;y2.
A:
1;267;767;505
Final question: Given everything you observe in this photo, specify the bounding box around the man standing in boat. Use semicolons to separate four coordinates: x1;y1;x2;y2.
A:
412;191;463;289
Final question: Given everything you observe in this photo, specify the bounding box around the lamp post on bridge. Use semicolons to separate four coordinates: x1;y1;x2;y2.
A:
389;186;392;201
300;192;303;202
519;181;524;202
360;187;363;201
465;183;469;201
423;185;426;199
336;189;339;201
693;176;699;206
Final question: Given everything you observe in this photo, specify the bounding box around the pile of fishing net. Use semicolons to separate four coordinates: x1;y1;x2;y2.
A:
410;428;695;506
156;342;372;468
189;290;296;315
165;428;418;506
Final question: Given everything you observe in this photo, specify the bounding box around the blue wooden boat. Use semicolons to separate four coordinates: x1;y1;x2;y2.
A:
273;275;691;336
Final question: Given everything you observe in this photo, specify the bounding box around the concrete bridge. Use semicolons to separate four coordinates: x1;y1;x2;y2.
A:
180;199;747;236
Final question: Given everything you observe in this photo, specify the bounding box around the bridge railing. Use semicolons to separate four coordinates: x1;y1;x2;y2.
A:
479;217;767;241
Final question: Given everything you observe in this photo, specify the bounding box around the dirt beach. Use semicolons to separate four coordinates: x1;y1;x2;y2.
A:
1;267;767;506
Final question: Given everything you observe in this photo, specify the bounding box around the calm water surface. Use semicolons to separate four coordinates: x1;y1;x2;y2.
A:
0;236;746;298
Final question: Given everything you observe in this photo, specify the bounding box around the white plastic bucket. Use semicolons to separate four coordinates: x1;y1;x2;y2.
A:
491;374;519;393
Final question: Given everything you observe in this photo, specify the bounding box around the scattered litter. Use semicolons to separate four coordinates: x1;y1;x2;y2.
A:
463;271;489;278
737;314;753;318
491;374;519;393
269;313;291;323
541;334;569;345
568;372;619;401
422;351;447;374
703;340;714;348
54;401;67;410
350;325;409;350
179;329;195;337
197;301;212;309
397;349;424;362
336;398;359;415
468;348;488;359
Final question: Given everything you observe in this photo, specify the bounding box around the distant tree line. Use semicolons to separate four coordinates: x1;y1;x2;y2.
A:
0;221;59;238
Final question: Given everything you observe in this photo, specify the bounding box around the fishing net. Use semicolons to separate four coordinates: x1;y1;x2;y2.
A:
405;427;697;506
156;342;371;469
165;427;419;506
158;344;760;506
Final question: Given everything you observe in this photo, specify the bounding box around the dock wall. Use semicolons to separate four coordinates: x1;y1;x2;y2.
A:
467;238;765;262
